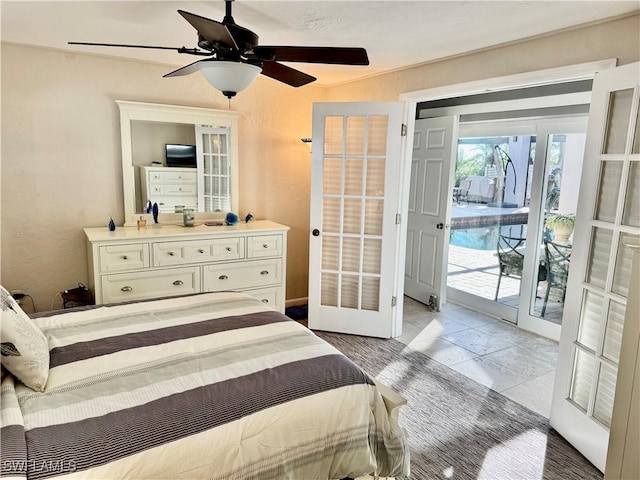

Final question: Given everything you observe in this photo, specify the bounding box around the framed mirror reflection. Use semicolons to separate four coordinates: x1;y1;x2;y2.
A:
117;100;240;226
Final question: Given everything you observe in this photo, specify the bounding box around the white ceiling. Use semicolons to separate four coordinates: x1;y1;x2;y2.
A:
2;1;638;86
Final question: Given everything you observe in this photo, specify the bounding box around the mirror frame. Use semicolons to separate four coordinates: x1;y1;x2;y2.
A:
117;100;241;226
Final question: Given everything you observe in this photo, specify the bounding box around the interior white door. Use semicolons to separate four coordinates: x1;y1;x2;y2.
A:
308;102;403;338
404;116;458;306
550;62;640;472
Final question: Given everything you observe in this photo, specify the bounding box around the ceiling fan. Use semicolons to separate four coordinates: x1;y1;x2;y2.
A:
69;0;369;98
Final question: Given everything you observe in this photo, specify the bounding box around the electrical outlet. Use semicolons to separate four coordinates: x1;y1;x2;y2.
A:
11;289;24;297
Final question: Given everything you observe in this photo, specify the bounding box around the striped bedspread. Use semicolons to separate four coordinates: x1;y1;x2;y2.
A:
1;292;409;479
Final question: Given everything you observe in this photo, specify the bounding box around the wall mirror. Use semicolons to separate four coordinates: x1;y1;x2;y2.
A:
117;100;240;226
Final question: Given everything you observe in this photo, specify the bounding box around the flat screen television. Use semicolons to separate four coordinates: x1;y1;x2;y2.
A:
165;144;196;168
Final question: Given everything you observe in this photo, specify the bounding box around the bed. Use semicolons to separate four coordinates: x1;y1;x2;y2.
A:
1;290;409;480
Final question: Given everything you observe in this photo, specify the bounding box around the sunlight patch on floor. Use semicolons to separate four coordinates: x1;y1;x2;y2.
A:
479;429;548;479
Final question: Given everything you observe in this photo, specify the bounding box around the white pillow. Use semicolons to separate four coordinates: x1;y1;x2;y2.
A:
0;286;49;391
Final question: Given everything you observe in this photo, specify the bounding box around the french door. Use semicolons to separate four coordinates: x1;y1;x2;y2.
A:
308;102;404;338
551;62;640;472
405;116;458;307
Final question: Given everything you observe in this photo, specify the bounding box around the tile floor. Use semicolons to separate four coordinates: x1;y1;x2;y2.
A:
397;296;559;418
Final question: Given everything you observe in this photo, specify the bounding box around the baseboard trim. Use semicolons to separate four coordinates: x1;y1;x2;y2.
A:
285;297;308;308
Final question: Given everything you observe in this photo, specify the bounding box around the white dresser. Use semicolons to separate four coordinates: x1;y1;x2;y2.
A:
85;221;289;312
140;166;198;213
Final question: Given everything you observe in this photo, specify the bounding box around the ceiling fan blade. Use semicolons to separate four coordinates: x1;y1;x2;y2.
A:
163;59;207;78
253;46;369;65
68;41;210;55
260;61;316;87
178;10;237;49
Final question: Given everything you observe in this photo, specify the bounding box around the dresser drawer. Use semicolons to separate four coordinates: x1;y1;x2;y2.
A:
99;244;150;273
247;235;283;258
203;259;281;291
244;286;281;310
153;237;245;267
101;267;200;303
150;171;197;183
161;183;198;195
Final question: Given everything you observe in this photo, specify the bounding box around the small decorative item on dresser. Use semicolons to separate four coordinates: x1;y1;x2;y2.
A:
146;200;152;214
225;212;239;225
183;208;195;227
152;202;159;225
245;213;254;223
108;217;116;231
137;216;147;229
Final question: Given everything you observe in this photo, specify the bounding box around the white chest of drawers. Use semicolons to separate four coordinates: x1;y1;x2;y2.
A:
140;166;198;213
84;220;289;312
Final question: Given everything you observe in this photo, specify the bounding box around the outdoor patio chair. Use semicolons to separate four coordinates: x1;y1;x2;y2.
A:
495;234;526;301
541;239;571;316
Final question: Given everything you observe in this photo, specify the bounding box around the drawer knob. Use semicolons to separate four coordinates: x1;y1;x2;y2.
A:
260;270;269;276
121;286;133;292
263;244;269;248
218;275;228;280
198;249;205;254
226;247;232;252
168;251;175;256
122;255;128;260
261;299;269;303
173;280;184;286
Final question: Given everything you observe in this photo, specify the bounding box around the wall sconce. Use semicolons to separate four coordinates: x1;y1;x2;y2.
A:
301;138;312;151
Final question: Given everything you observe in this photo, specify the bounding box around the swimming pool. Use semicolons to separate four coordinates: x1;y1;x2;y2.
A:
450;225;527;250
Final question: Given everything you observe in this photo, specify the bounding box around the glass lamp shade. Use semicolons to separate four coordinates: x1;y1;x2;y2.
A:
200;61;261;98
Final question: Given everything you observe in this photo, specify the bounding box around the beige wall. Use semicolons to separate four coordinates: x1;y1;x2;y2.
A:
1;14;638;311
1;43;323;310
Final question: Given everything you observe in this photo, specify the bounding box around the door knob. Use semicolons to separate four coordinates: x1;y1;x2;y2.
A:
312;229;320;237
436;223;444;230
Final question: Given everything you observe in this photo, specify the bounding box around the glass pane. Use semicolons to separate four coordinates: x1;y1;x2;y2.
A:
604;88;633;154
622;162;640;227
612;235;634;297
366;158;386;196
343;198;362;234
594;362;618;428
322;235;339;270
368;115;388;155
324;116;343;155
363;238;382;274
204;176;212;194
595;161;623;223
322;197;341;233
634;97;640;154
341;274;359;309
344;158;363;195
210;135;220;154
603;300;625;363
578;290;604;352
341;237;361;273
364;199;384;235
324;157;342;195
219;134;228;155
212;157;221;175
204;156;212;174
321;273;338;307
220;156;230;175
361;277;380;311
203;135;211;154
586;227;613;289
570;348;596;412
346;116;365;155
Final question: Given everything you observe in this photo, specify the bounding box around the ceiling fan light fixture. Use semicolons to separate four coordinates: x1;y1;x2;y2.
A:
200;61;261;98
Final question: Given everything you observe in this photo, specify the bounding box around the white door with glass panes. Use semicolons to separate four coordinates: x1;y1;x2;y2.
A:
195;125;233;212
550;62;640;472
405;116;458;307
308;102;404;338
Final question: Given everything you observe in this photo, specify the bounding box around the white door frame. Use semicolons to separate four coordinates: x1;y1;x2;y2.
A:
396;60;617;312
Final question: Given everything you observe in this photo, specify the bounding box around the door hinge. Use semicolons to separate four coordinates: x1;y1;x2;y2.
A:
391;296;397;307
395;213;401;225
401;124;407;136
